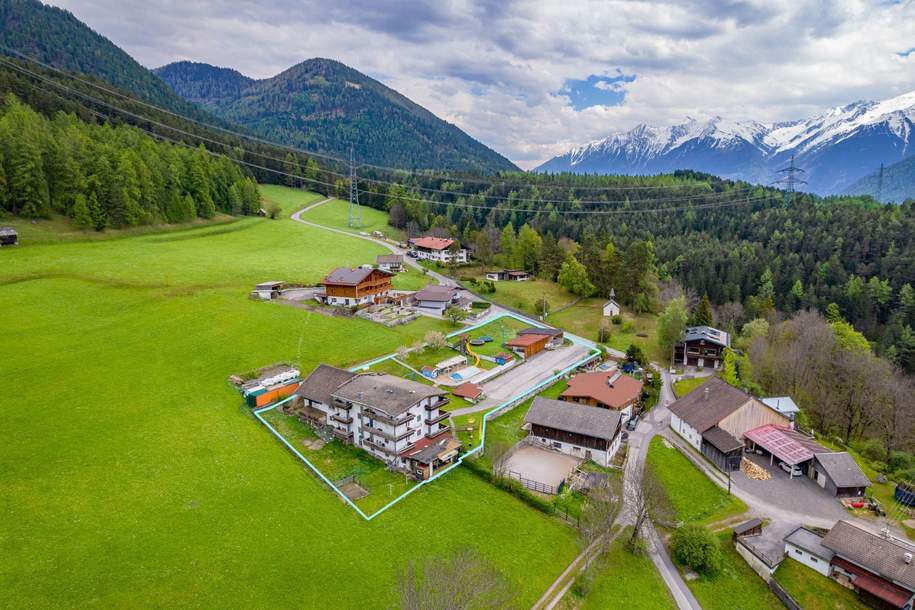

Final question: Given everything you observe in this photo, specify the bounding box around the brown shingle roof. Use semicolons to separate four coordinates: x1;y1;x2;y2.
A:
452;382;482;399
560;370;643;410
332;374;445;417
506;333;549;347
668;377;751;433
322;267;390;286
525;397;621;441
518;327;563;338
815;452;871;489
410;236;455;250
414;285;458;302
296;364;356;405
702;426;744;453
822;520;915;591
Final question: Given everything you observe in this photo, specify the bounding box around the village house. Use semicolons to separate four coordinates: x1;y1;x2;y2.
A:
0;226;18;246
295;366;456;480
797;520;915;610
560;369;644;422
408;236;468;264
669;377;790;472
376;254;404;273
412;284;468;314
484;269;529;282
318;267;394;307
452;382;483;403
673;325;731;370
523;397;624;467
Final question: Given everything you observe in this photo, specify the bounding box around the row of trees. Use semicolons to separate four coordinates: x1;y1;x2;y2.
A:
0;94;260;229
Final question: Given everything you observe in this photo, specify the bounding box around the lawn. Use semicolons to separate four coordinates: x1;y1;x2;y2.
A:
673;376;712;397
568;526;677;610
0;189;580;608
293;191;405;242
682;531;782;610
478;277;578;317
646;437;747;525
453;316;529;356
774;557;868;610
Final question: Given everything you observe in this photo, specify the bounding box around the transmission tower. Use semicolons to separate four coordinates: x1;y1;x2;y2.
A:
772;153;807;204
877;163;885;202
347;147;362;228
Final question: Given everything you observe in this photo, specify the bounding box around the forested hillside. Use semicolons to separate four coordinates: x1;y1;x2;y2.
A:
154;59;519;173
0;93;259;228
846;155;915;203
0;0;226;126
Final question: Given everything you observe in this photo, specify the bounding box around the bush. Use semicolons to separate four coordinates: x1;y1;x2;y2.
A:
850;438;886;463
597;326;612;343
888;451;915;475
612;314;623;325
471;301;491;310
671;525;723;575
621;320;635;333
478;280;496;294
534;297;551;315
459;275;476;283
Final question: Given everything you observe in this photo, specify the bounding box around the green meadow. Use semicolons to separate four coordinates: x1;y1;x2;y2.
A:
0;186;578;608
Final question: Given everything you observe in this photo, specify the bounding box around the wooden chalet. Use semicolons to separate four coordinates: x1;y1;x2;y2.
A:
319;267;393;307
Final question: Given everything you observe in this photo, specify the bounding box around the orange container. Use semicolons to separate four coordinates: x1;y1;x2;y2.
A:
253;381;298;407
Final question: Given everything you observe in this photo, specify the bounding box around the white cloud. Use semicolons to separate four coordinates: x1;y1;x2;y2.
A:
47;0;915;168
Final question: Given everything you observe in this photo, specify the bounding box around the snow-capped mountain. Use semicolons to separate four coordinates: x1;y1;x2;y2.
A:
536;89;915;195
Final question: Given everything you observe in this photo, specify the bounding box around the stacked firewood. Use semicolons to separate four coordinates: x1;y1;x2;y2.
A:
741;457;771;480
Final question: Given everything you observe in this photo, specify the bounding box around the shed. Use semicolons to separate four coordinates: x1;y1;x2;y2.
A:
733;518;763;538
811;452;870;497
0;226;18;246
452;382;482;401
506;333;550;358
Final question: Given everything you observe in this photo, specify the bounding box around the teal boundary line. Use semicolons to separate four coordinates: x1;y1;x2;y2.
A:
252;312;601;521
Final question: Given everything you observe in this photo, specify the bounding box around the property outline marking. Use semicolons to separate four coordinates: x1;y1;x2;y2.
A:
253;312;601;521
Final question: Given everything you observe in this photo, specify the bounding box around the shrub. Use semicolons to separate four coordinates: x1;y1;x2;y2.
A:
621;320;635;333
888;452;915;475
671;525;723;575
850;438;886;463
534;297;551;315
267;203;282;219
612;314;623;325
424;331;448;349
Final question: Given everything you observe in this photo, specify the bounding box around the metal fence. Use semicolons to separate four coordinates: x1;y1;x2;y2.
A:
508;470;561;495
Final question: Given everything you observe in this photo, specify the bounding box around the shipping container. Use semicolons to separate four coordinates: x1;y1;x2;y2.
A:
247;381;299;408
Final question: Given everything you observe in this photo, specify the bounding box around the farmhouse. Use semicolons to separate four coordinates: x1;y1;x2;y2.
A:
673;325;731;370
560;369;643;422
329;373;453;479
319;267;393;307
485;269;529;281
412;284;466;314
376;254;404;273
0;226;18;246
408;236;468;264
822;520;915;609
517;326;564;348
506;332;551;359
669;377;789;472
524;397;623;467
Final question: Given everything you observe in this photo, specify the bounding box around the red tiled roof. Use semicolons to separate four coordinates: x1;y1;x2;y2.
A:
506;333;549;347
453;382;482;399
410;236;455;251
560;370;643;409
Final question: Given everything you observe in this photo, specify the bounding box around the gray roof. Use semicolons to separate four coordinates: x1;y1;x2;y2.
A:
376;254;403;264
683;326;731;348
414;285;458;302
518;327;563;337
822;520;915;590
323;267;390;286
814;452;871;488
668;377;752;433
525;397;621;441
296;364;356;405
785;526;834;561
703;426;744;453
733;518;763;535
332;374;445;417
0;226;17;236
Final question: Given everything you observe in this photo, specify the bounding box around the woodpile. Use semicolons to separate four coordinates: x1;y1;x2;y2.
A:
741;457;771;480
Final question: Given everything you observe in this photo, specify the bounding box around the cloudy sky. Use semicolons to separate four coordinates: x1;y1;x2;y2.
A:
48;0;915;168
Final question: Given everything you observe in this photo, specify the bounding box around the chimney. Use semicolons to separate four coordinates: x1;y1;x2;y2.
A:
906;553;913;565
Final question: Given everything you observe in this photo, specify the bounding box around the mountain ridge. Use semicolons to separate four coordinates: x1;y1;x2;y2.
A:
154;58;518;173
538;89;915;194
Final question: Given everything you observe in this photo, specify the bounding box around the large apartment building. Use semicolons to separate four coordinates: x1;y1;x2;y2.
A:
294;366;458;479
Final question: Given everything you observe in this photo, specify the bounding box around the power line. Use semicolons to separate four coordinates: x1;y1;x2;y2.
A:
0;43;733;193
348;148;362;229
772;153;808;204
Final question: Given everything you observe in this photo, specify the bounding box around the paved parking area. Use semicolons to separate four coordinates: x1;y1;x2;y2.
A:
731;453;847;522
502;445;582;490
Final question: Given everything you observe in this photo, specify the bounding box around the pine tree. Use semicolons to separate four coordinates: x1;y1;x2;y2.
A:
694;294;714;326
71;193;92;229
86;191;107;231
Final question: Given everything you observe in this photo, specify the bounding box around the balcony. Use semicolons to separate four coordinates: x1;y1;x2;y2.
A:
427;425;451;439
333;428;353;441
332;398;353;410
332;414;353;425
367;426;415;442
362;408;407;427
425;412;449;426
425;396;450;411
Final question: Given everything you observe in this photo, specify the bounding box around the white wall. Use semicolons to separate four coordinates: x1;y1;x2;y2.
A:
529;434;616;467
670;414;702;451
784;544;831;576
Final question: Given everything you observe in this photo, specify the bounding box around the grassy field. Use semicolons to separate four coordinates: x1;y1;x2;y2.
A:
292;191;405;242
673;376;712;397
482;277;579;316
566;527;677;610
0;187;580;608
646;437;747;525
774;558;867;610
683;531;782;610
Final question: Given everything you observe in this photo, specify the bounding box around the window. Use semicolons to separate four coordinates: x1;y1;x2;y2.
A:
810;557;818;563
552;442;561;449
794;549;802;556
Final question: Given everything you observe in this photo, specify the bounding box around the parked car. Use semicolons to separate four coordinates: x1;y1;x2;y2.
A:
626;416;639;431
778;461;803;477
406;251;418;258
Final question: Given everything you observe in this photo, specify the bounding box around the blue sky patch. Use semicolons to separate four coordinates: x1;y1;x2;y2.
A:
561;72;636;111
897;47;915;58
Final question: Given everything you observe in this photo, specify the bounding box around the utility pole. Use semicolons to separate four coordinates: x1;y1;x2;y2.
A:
877;162;885;202
772;153;807;205
348;147;362;229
